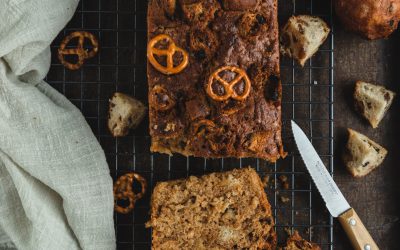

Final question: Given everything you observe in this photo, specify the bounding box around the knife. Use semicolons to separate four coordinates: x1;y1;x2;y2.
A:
291;120;379;250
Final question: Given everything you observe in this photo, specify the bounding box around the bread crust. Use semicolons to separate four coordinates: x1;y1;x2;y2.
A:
335;0;400;40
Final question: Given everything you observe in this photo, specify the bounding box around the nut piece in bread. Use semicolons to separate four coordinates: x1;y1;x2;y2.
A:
283;231;321;250
343;129;387;178
335;0;400;40
280;15;330;67
108;92;147;137
146;167;277;249
354;81;396;128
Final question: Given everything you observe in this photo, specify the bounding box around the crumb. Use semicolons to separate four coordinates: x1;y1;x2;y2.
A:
284;227;292;236
279;175;289;189
262;176;270;187
280;196;290;203
279;175;288;182
283;182;289;190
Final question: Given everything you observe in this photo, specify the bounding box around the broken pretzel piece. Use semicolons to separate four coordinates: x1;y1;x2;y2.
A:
114;172;147;214
149;85;176;111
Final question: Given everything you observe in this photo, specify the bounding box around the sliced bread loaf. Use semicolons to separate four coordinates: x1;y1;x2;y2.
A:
280;15;330;66
146;167;276;249
354;81;396;128
108;92;147;137
343;129;387;177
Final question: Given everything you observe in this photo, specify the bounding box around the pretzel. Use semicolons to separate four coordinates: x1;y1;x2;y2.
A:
149;85;176;111
191;119;217;136
147;34;189;75
206;66;251;101
58;31;99;70
113;173;147;214
189;119;225;152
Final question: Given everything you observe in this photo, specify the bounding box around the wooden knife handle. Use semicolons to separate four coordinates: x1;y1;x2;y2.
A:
338;208;379;250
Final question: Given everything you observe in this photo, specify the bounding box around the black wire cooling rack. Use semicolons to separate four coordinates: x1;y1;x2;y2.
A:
46;0;335;249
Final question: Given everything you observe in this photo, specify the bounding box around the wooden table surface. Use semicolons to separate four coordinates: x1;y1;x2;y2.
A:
333;20;400;250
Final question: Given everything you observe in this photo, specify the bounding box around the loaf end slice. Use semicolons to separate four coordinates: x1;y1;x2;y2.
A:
280;15;330;66
354;81;396;128
147;167;276;249
283;231;321;250
343;129;387;177
108;92;147;137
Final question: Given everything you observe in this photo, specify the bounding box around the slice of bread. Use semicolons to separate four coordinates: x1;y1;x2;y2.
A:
283;231;320;250
343;129;387;177
280;15;330;66
108;92;147;137
354;81;396;128
146;167;276;249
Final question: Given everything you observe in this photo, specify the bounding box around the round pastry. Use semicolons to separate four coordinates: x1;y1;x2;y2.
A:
335;0;400;39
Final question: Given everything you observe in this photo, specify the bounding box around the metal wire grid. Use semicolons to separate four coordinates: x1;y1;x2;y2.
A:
46;0;334;249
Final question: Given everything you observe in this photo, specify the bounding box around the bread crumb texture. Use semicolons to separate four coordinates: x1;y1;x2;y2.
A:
280;15;330;66
147;167;276;249
108;92;147;137
343;129;387;177
354;81;396;128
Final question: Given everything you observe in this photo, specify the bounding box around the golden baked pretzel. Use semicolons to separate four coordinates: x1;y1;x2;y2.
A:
191;119;217;135
147;34;189;75
149;85;176;111
113;173;147;214
58;31;99;70
206;66;251;101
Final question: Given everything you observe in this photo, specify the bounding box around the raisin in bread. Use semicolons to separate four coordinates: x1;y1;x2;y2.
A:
108;92;147;137
280;15;330;66
354;81;396;128
282;231;320;250
343;129;387;177
146;167;277;249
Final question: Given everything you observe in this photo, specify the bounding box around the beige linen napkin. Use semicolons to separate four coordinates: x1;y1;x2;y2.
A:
0;0;115;249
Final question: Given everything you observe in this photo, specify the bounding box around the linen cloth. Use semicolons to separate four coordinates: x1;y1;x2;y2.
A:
0;0;116;249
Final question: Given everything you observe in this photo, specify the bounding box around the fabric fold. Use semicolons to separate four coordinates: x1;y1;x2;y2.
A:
0;0;116;249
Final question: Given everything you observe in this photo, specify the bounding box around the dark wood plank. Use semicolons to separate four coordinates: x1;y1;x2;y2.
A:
333;19;400;250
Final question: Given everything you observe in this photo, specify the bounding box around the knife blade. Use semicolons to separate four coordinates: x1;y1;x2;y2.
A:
291;120;350;217
291;120;379;250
